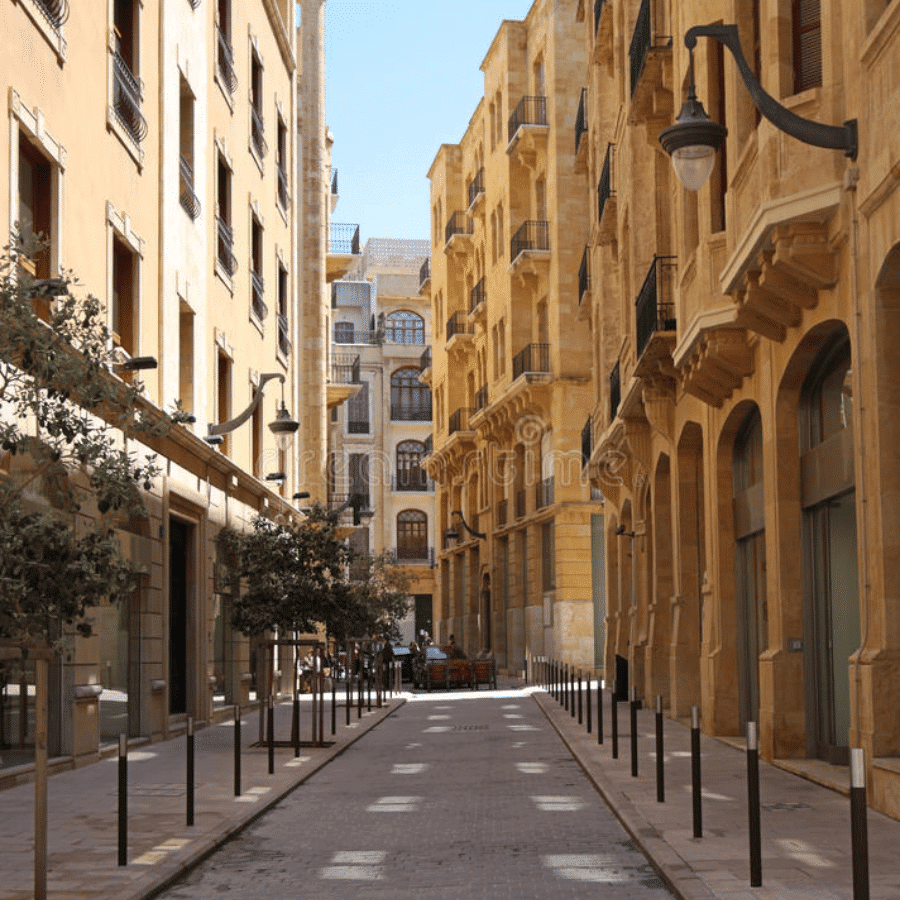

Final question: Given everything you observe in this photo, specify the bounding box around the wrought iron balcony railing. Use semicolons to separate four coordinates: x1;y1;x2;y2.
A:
575;88;588;154
330;167;338;195
594;0;607;33
331;354;361;384
497;498;508;528
510;220;549;262
448;407;473;434
536;476;555;510
419;347;432;371
348;419;370;434
112;51;148;145
329;223;360;255
578;246;590;306
424;434;433;455
470;278;485;312
629;0;651;97
216;217;237;276
467;167;485;208
277;313;291;356
179;156;200;220
515;488;527;519
394;543;433;563
216;27;237;94
445;211;473;246
609;359;621;422
635;255;677;357
512;343;550;380
277;165;289;210
33;0;69;31
598;143;615;223
508;96;547;143
474;384;488;412
250;104;268;158
392;472;433;492
581;417;593;469
419;257;431;290
446;310;473;342
392;402;432;422
250;270;267;321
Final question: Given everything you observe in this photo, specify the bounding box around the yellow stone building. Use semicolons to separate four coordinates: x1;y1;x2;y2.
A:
579;0;900;817
0;0;347;781
425;0;602;673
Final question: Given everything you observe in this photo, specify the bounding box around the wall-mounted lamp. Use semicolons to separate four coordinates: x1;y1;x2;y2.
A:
447;510;486;543
205;372;299;451
293;491;311;501
118;356;158;371
615;524;636;538
265;472;287;485
659;24;857;191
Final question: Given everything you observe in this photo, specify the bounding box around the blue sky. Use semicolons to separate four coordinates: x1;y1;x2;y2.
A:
324;0;537;242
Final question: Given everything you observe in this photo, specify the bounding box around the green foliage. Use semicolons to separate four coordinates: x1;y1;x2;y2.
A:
221;505;411;644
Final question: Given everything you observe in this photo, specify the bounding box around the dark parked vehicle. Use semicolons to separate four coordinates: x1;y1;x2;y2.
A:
411;646;448;689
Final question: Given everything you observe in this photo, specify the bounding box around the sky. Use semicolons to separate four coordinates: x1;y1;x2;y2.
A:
324;0;537;243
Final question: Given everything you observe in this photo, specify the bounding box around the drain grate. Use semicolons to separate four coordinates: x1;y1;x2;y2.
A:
763;802;812;811
452;725;489;731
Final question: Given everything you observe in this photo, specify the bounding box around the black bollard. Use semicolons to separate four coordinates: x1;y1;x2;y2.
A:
576;670;582;722
346;674;351;726
267;696;275;775
367;668;372;712
691;706;702;838
849;748;870;900
571;667;576;717
186;717;195;826
118;734;127;866
234;704;241;797
293;695;301;758
564;663;569;711
630;686;639;777
611;680;619;759
655;695;664;803
332;676;337;736
586;676;592;734
597;679;603;744
746;722;762;887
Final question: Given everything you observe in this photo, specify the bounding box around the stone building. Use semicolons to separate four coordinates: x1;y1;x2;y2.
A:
328;239;436;644
424;0;603;672
0;0;348;782
578;0;900;817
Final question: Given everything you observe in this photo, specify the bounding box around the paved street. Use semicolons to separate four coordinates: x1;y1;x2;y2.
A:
156;689;674;899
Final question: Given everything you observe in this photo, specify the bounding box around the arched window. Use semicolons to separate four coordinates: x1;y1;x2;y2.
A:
397;509;428;561
334;321;354;344
396;440;427;491
384;310;425;344
391;367;431;420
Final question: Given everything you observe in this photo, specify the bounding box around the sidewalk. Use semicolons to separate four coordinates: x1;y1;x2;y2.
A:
535;686;900;900
0;692;402;900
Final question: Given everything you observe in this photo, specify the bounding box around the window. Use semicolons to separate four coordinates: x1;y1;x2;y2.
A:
111;0;147;148
276;115;289;210
178;301;194;414
793;0;822;93
384;310;425;344
397;510;428;561
251;385;262;479
541;520;556;592
349;453;370;509
396;440;427;491
250;213;265;320
334;321;354;344
179;77;200;219
391;367;431;420
277;262;290;356
17;135;53;284
216;155;235;276
216;0;237;96
347;380;369;433
112;235;138;357
250;49;267;159
217;351;232;456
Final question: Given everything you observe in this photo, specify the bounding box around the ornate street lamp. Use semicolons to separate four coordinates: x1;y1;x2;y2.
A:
659;24;857;191
447;510;486;542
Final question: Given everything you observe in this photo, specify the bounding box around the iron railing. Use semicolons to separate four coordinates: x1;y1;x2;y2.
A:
392;472;432;492
419;347;432;371
575;88;588;154
394;543;433;563
334;327;380;345
216;217;237;276
510;220;549;262
515;489;527;519
419;257;431;290
250;104;267;158
512;343;551;380
446;310;472;342
33;0;69;30
277;165;289;210
536;476;555;510
448;407;473;434
598;143;615;223
497;498;508;528
348;419;369;434
179;156;201;220
277;313;291;356
609;359;621;422
216;27;237;94
629;0;651;97
392;402;432;422
594;0;607;33
581;417;593;468
250;270;267;321
445;211;473;245
474;384;488;412
508;96;547;143
424;434;433;455
330;167;338;195
329;223;360;255
578;246;590;306
112;51;148;145
467;167;485;208
635;255;677;357
470;278;486;312
331;354;361;384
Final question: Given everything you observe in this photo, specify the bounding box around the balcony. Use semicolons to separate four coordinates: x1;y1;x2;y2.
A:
594;0;607;33
330;167;338;196
179;156;200;220
446;310;473;343
216;218;237;276
574;87;588;156
444;211;474;249
112;51;148;146
216;27;237;95
394;544;434;564
581;417;593;469
629;0;651;97
515;488;527;519
578;246;590;308
609;359;621;423
250;270;267;321
473;384;488;413
512;343;550;380
627;0;672;125
348;419;370;434
333;326;380;345
424;434;433;456
277;313;291;356
448;407;474;435
419;257;431;293
277;164;289;210
392;402;432;422
497;498;508;528
635;255;677;358
597;144;617;244
467;167;485;211
469;278;486;314
33;0;69;32
510;220;549;265
331;354;361;384
250;104;267;159
508;95;547;144
392;472;433;492
419;346;432;372
535;476;555;510
328;223;360;281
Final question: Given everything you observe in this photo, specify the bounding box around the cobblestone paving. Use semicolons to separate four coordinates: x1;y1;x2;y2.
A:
157;689;674;899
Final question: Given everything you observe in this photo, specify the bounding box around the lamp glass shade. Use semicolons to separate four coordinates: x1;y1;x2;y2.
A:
269;403;299;452
671;144;717;191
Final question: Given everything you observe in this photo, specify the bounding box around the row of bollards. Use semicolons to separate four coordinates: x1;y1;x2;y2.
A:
536;658;870;899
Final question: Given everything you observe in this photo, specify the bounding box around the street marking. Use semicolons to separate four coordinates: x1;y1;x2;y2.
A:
392;763;429;775
427;714;451;720
320;851;387;881
284;756;311;767
424;726;452;733
502;704;521;709
366;796;421;813
512;742;527;748
507;724;539;731
515;762;549;774
503;714;524;719
131;839;191;866
531;795;586;811
543;854;634;882
404;742;422;749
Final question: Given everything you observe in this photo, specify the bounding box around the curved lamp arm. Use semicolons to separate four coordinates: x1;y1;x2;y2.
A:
685;24;857;159
451;510;486;540
208;372;284;437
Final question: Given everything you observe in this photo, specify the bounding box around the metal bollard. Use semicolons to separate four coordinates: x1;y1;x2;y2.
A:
611;680;619;759
597;678;604;744
186;717;195;826
586;676;592;734
691;706;702;838
346;674;351;726
118;734;127;866
577;670;583;722
267;696;275;775
234;704;241;797
571;666;576;717
564;664;569;711
849;747;870;900
293;695;301;758
332;677;337;736
746;722;762;887
630;686;639;777
655;695;664;803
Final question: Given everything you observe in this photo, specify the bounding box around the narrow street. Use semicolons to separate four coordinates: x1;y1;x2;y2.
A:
157;690;674;899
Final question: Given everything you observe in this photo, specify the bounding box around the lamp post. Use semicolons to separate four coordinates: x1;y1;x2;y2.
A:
659;24;857;191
